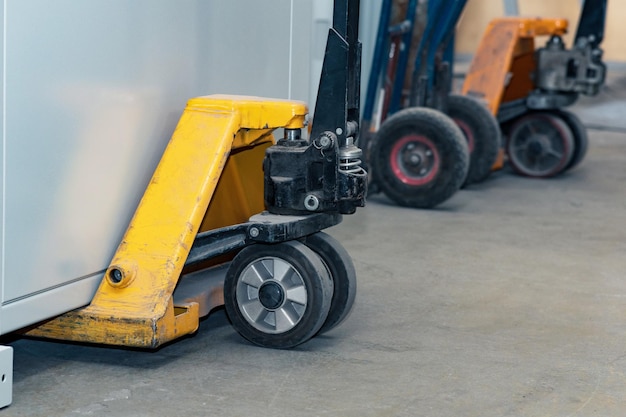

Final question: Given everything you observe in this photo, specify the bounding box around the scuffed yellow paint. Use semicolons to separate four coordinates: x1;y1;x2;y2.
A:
26;95;308;348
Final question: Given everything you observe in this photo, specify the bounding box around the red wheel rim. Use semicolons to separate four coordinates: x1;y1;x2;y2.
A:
454;118;475;154
389;134;440;186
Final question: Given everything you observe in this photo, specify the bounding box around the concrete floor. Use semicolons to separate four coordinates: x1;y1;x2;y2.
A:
3;75;626;416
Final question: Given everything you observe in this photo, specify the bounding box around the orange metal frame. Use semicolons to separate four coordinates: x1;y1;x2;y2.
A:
460;17;569;169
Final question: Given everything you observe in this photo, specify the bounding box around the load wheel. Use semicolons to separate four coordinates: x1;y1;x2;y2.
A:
553;110;588;171
371;107;469;208
506;111;575;178
447;94;501;185
302;232;356;335
224;240;333;349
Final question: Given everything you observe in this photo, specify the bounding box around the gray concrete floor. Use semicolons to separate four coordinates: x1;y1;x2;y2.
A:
4;75;626;416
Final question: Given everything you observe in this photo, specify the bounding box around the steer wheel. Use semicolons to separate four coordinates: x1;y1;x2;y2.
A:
224;240;333;349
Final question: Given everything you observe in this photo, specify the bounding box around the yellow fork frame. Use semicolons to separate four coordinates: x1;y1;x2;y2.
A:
27;95;307;348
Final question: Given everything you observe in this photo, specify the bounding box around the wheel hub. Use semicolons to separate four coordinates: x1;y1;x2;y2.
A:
400;146;434;176
402;144;433;171
235;256;309;334
527;136;549;157
407;152;422;166
258;281;285;310
390;135;440;186
507;113;575;177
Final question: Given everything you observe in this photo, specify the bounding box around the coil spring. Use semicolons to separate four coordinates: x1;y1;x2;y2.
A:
339;156;362;173
339;142;363;174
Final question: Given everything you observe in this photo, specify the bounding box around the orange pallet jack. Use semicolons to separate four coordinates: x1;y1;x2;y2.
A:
462;0;607;177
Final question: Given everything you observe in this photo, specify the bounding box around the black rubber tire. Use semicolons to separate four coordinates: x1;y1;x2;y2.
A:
224;241;333;349
447;94;501;185
553;109;588;171
371;107;469;208
302;232;356;335
505;111;575;178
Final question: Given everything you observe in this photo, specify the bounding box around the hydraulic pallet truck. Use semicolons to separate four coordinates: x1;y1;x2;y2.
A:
361;0;500;209
20;0;365;362
463;0;607;178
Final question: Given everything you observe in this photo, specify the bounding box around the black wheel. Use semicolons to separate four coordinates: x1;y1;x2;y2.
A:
302;232;356;335
506;112;575;178
224;241;333;349
371;107;469;208
447;94;501;185
553;110;588;171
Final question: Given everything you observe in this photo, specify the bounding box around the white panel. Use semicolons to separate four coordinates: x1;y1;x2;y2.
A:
292;0;314;103
203;0;289;98
0;0;5;331
201;0;312;102
0;346;11;409
3;0;209;303
1;274;102;335
0;0;315;334
310;0;333;112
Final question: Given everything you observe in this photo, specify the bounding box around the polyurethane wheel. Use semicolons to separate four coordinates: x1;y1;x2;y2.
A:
371;107;469;208
447;94;501;185
224;241;333;349
553;110;588;171
506;112;575;178
302;232;356;335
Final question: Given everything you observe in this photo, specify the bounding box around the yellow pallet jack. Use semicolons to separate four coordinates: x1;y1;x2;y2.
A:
25;0;366;350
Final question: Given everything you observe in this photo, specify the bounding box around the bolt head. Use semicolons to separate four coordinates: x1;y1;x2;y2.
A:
304;195;320;211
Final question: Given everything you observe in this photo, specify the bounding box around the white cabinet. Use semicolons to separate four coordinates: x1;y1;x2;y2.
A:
0;0;315;336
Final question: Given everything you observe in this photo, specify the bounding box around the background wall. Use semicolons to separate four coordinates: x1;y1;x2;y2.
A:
456;0;625;62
